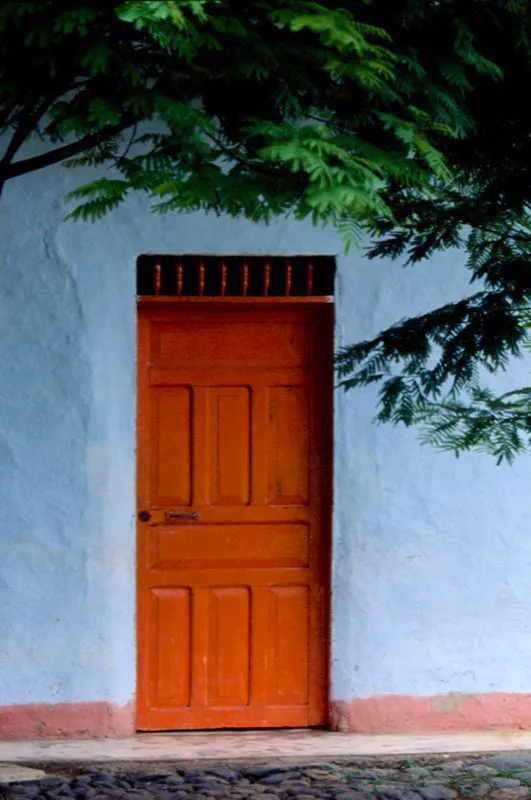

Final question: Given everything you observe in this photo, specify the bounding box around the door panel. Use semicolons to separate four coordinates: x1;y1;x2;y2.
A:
149;588;191;708
209;387;251;505
151;388;192;505
267;386;310;505
137;303;332;730
149;524;310;569
207;587;251;707
151;321;311;368
266;585;309;705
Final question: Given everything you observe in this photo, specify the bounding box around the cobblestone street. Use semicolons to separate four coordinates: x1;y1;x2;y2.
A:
7;755;531;800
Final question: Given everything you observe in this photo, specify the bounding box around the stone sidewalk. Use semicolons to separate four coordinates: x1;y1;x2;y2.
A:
3;730;531;763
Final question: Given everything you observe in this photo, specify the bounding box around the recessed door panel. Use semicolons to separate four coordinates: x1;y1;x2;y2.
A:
149;588;191;708
151;388;192;506
149;524;310;569
210;387;251;505
208;587;251;707
267;586;310;705
267;386;310;505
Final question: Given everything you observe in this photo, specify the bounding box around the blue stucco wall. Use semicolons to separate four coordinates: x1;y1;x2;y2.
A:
1;152;531;725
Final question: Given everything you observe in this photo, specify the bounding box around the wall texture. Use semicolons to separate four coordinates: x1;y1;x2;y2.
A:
1;153;531;736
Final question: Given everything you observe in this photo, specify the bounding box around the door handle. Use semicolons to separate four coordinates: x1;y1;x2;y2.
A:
138;510;151;522
165;511;199;521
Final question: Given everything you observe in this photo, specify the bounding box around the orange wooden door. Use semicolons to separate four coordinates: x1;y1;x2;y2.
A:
137;301;332;730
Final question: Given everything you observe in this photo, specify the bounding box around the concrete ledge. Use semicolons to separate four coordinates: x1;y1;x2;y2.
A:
2;729;531;763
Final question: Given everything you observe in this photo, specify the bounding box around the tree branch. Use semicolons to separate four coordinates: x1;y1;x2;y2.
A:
1;114;36;170
0;95;60;164
0;122;132;182
0;96;61;197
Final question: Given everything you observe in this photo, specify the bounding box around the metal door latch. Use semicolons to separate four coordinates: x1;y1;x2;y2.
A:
165;511;199;521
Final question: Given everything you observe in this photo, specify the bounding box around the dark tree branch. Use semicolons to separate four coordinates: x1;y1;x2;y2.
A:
0;122;133;182
0;96;56;172
1;117;34;169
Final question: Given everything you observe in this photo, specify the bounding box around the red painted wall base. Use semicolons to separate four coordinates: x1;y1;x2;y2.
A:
0;700;135;738
331;692;531;733
2;693;531;737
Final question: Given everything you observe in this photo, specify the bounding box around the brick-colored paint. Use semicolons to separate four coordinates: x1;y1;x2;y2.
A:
5;694;531;738
0;701;135;738
331;693;531;733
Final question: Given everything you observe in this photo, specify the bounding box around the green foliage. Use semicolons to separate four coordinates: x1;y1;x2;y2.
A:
332;0;531;462
3;0;531;460
0;0;486;231
337;178;531;461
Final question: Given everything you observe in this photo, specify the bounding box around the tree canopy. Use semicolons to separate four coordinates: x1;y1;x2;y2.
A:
336;0;531;463
2;0;531;462
0;0;474;219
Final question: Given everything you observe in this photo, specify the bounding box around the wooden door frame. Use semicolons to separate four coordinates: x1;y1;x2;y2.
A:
136;295;334;729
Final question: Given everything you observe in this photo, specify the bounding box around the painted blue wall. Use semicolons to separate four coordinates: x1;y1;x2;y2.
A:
1;151;531;711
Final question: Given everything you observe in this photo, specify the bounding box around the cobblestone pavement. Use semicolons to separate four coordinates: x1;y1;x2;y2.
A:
7;755;531;800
